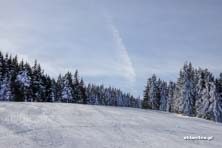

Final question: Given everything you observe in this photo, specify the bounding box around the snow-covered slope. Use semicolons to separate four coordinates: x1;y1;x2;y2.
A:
0;103;221;148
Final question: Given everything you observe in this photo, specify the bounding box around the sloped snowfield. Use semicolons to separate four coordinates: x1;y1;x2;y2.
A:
0;103;221;148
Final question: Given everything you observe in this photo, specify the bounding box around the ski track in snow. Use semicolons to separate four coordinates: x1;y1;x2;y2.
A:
0;102;221;148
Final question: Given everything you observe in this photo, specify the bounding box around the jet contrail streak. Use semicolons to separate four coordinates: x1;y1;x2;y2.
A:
105;15;136;83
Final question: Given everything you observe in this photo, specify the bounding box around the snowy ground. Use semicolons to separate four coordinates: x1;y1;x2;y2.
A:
0;103;221;148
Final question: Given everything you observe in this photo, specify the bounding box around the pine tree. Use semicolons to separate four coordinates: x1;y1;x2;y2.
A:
171;70;183;113
0;76;13;101
215;73;222;122
177;63;196;116
0;52;4;79
159;81;168;111
142;80;150;109
56;74;63;102
79;79;87;104
42;75;53;102
50;78;57;102
195;69;216;120
149;75;161;110
61;72;73;103
142;75;161;110
0;52;5;99
0;54;14;101
13;60;31;102
31;60;43;102
73;70;81;103
167;81;175;112
24;62;33;101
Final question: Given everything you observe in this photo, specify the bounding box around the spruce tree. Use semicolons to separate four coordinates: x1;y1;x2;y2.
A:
167;81;175;112
73;70;80;103
31;60;43;102
159;81;168;111
79;79;87;104
61;72;73;103
142;81;150;109
194;69;216;120
56;74;63;102
215;73;222;122
177;63;196;116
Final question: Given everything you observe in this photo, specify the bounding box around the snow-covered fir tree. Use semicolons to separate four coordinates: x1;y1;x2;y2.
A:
79;79;87;104
0;54;14;101
56;74;63;102
171;70;183;113
166;81;176;112
159;81;168;111
0;76;13;101
194;69;216;120
14;61;31;102
142;82;150;109
178;63;196;116
142;75;161;110
50;78;57;102
61;72;73;103
215;73;222;122
31;60;44;102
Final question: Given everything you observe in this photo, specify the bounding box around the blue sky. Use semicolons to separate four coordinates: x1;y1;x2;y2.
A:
0;0;222;97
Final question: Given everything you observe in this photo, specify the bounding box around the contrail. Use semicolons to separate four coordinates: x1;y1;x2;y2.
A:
105;14;136;83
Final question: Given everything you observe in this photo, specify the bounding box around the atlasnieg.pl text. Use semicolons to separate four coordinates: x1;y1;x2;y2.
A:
184;136;213;141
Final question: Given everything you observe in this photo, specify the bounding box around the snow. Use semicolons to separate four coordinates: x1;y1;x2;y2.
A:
0;102;221;148
16;71;31;87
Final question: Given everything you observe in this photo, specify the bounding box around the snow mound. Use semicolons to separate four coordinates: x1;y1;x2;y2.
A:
0;102;221;148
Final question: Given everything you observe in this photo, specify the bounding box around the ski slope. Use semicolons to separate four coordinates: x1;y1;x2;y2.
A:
0;102;221;148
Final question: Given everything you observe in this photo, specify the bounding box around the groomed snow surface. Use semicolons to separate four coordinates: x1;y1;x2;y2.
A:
0;103;221;148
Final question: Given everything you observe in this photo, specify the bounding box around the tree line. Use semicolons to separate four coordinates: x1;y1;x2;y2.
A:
142;62;222;122
1;51;222;123
0;51;140;108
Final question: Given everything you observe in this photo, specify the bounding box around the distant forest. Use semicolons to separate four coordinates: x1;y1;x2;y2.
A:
0;51;222;123
142;62;222;123
0;51;141;108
